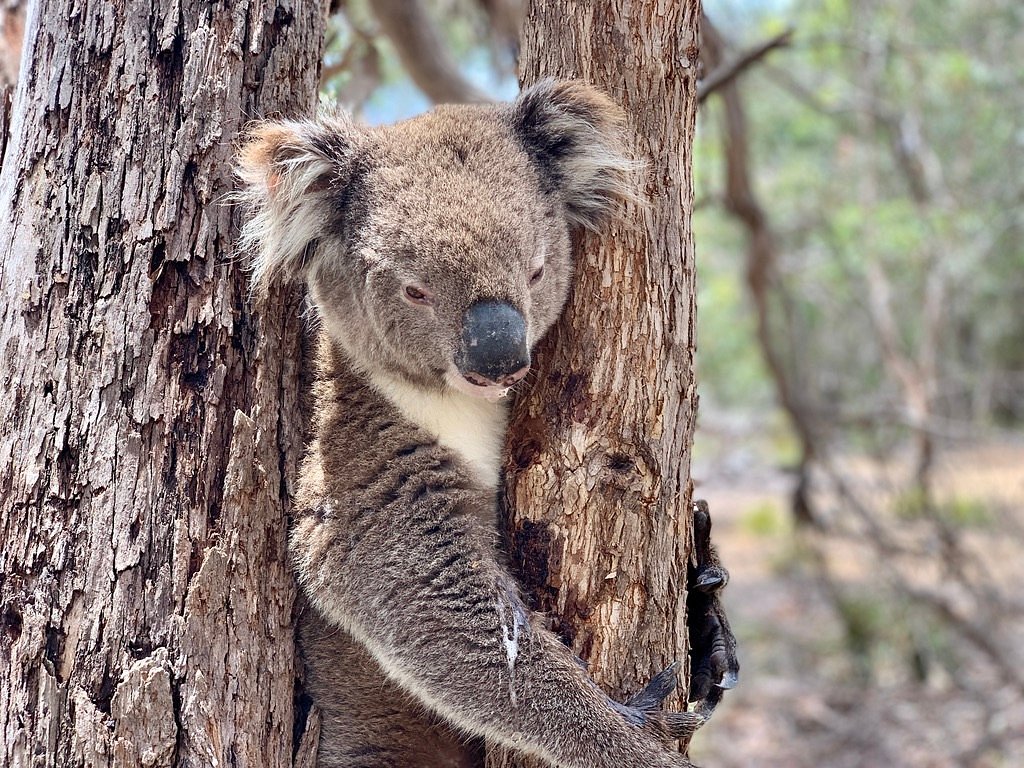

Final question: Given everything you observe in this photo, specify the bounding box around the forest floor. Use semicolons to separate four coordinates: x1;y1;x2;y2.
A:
687;422;1024;768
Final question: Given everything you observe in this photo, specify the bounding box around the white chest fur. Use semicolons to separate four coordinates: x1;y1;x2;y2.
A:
369;373;509;489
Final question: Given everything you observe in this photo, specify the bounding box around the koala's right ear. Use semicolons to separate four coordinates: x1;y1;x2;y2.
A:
235;112;359;296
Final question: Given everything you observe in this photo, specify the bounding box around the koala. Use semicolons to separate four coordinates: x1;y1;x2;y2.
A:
236;80;738;768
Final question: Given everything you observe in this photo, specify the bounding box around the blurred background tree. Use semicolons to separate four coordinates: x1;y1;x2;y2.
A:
690;2;1024;766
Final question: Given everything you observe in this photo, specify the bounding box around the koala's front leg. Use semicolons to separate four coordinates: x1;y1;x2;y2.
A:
686;500;740;716
300;606;479;768
292;484;699;768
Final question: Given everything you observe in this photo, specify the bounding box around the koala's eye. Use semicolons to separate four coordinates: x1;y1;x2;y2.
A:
403;284;435;306
529;265;545;287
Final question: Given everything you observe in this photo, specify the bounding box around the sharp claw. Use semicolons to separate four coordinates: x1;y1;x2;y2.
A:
626;661;681;710
685;500;740;724
694;571;724;592
717;670;739;690
694;685;725;717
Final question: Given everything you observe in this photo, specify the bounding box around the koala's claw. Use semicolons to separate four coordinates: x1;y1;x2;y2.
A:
609;662;706;743
692;567;727;592
606;501;741;753
687;500;740;707
718;669;739;690
626;661;680;711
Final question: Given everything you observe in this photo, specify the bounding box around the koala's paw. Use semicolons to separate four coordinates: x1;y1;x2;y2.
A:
687;500;740;712
608;662;706;744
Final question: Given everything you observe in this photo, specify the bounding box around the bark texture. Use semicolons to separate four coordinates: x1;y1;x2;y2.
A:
0;1;324;766
492;2;703;765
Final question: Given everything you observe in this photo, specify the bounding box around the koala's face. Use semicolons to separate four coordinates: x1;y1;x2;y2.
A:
237;81;632;400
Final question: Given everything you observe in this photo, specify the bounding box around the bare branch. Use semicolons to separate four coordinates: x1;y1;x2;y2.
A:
320;14;383;110
368;0;488;104
698;26;793;103
475;0;524;54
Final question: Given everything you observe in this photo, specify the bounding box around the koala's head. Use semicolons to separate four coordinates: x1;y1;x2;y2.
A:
237;80;632;401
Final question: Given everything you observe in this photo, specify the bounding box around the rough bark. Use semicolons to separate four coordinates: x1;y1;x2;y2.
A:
492;2;703;765
0;1;324;766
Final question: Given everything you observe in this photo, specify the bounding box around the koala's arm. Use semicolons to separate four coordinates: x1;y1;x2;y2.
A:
292;441;701;768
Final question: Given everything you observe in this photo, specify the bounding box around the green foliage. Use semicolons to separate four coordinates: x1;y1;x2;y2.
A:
697;0;1024;429
939;496;994;528
740;500;790;537
891;489;995;528
834;592;888;677
890;487;929;520
695;214;774;408
829;586;963;686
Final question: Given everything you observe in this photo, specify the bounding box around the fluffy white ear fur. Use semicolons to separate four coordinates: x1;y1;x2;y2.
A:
510;79;638;231
235;111;358;296
236;85;631;295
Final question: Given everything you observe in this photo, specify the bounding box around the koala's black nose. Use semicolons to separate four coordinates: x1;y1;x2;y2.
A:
458;300;530;387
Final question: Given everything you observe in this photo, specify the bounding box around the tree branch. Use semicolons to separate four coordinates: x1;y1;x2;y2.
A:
368;0;488;104
698;26;793;103
475;0;523;54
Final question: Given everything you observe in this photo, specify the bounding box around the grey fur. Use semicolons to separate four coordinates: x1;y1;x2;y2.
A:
237;80;705;768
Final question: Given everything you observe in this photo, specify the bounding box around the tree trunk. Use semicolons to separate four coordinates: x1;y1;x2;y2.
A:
0;1;323;766
491;2;702;765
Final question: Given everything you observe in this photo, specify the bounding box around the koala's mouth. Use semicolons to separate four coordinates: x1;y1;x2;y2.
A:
444;367;519;403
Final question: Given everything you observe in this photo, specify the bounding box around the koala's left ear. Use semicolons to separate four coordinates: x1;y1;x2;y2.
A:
509;79;636;231
235;111;359;296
